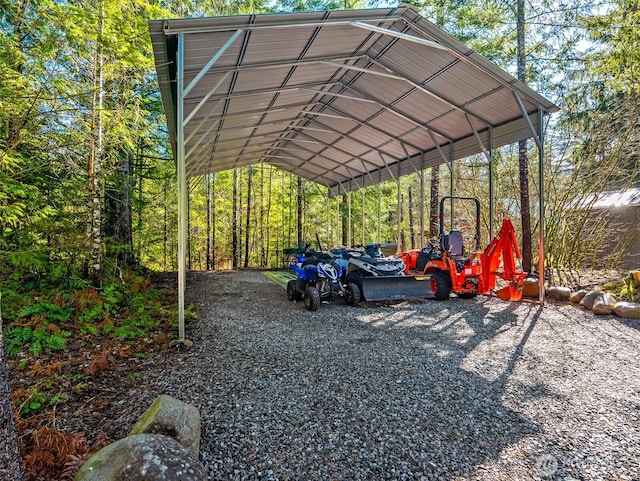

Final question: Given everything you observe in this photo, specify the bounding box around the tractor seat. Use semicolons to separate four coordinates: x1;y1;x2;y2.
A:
444;230;465;257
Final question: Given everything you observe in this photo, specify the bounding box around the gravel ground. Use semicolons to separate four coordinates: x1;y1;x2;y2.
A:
134;270;639;480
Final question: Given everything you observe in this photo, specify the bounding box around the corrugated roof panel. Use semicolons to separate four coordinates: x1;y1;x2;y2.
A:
183;33;243;72
241;28;315;65
467;90;537;125
367;112;420;140
392;94;454;128
427;69;493;107
376;42;454;84
330;136;372;159
303;24;372;58
349;73;413;106
427;111;475;139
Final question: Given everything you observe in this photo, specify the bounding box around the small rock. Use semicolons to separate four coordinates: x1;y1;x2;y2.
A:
593;293;617;315
547;286;571;301
569;289;588;303
130;395;201;459
74;434;207;481
613;301;640;320
580;290;601;310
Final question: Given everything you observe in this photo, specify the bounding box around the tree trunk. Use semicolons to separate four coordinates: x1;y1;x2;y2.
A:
0;294;26;481
136;145;144;263
187;190;191;271
259;164;265;267
232;168;239;269
244;167;253;269
88;1;105;287
517;0;533;272
429;166;440;238
408;185;415;249
206;174;212;270
163;180;168;269
265;168;272;267
287;175;293;250
341;194;348;246
399;193;406;251
104;151;135;269
211;174;216;270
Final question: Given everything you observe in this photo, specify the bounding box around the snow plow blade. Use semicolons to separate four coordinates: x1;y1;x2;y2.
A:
361;275;436;302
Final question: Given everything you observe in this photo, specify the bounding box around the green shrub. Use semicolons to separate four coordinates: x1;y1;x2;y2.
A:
19;301;71;324
4;326;71;357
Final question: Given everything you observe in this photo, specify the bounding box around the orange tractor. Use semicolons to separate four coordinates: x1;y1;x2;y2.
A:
400;196;527;301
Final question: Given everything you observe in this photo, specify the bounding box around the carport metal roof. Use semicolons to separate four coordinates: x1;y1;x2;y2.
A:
149;4;558;195
148;5;558;339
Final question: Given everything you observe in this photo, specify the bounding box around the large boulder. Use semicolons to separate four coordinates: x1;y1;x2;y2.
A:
547;286;571;301
522;278;540;299
569;289;588;303
74;434;207;481
129;395;201;459
614;301;640;320
580;290;601;310
592;293;617;315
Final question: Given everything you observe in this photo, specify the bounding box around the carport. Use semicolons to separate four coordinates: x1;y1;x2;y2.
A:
148;5;559;340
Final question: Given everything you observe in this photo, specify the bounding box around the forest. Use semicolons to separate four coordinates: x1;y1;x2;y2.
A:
1;0;639;479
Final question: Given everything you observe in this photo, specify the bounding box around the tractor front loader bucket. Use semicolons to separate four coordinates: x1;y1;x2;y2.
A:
361;275;436;302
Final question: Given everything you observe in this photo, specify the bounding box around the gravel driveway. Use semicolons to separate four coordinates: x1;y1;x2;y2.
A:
139;270;640;480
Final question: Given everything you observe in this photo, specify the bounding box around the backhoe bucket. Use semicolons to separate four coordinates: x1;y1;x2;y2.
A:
361;275;435;302
496;284;523;302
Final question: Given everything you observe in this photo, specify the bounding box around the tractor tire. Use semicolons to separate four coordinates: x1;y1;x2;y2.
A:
287;280;301;301
431;270;452;301
304;286;321;311
345;282;362;306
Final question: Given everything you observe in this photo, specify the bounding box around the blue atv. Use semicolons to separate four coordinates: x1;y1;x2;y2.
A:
286;252;346;311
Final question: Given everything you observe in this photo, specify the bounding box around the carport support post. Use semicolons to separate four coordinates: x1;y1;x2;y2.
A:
489;129;494;241
177;34;186;342
347;191;352;247
420;153;425;247
377;183;381;244
538;109;545;303
396;178;401;249
361;188;366;246
449;144;454;229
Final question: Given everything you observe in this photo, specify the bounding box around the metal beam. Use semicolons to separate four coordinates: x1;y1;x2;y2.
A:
350;20;449;51
370;56;494;127
176;34;186;342
162;16;402;35
488;128;494;241
513;91;543;150
538;108;546;304
184;73;229;126
183;29;243;97
340;82;455;143
465;113;492;164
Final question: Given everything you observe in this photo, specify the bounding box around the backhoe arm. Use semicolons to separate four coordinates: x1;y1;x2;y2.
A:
480;219;526;301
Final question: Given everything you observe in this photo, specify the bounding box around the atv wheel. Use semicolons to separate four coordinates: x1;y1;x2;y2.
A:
287;280;301;301
431;270;452;300
345;282;362;306
304;286;321;311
